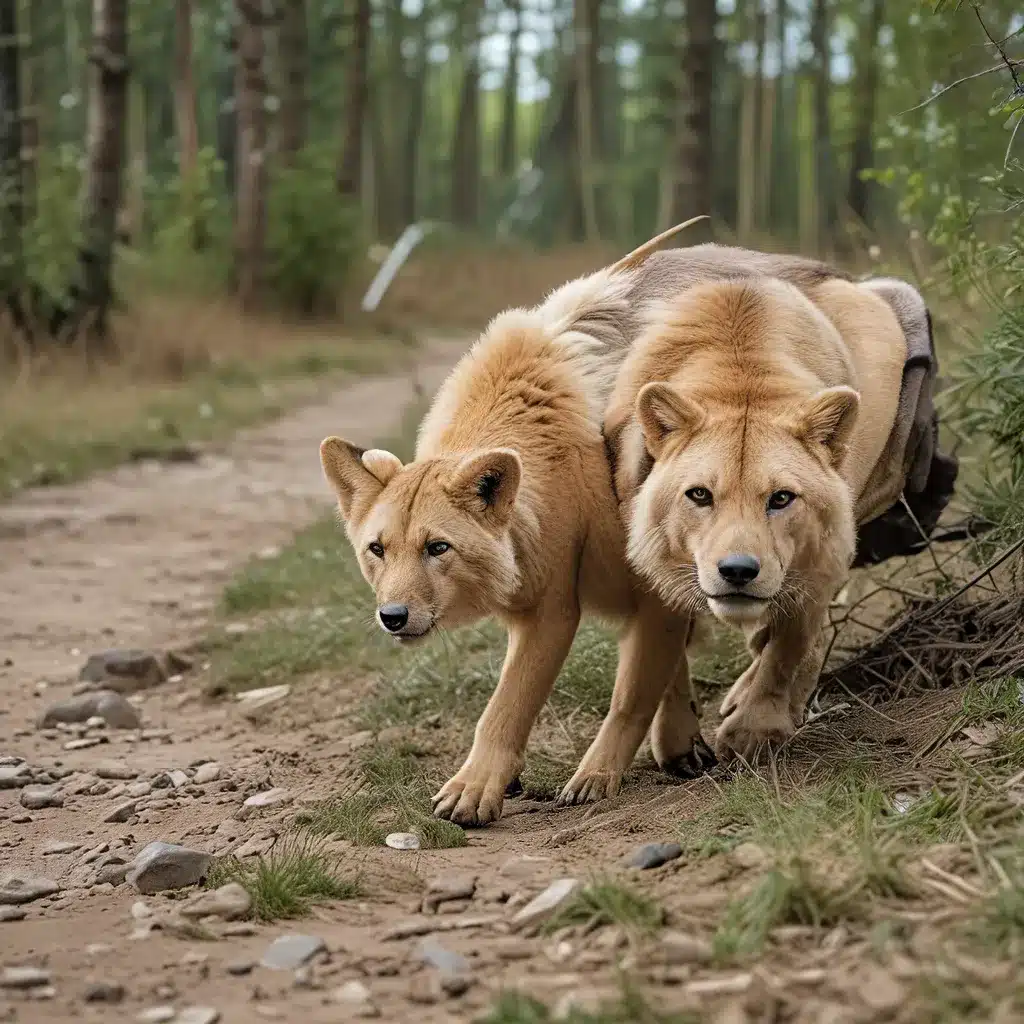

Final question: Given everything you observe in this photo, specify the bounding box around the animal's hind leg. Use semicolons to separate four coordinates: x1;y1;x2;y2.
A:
650;626;716;778
558;595;690;805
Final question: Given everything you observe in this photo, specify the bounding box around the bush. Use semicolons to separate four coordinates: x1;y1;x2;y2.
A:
267;146;364;315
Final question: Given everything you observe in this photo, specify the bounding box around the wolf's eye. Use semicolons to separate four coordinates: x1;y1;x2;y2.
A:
368;541;385;558
426;540;451;557
768;490;796;511
685;487;714;507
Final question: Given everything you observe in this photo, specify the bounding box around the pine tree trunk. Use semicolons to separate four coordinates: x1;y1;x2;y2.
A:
278;0;307;162
752;0;769;231
234;0;268;310
450;0;482;230
810;0;837;248
498;0;521;177
399;5;429;226
847;0;884;224
20;0;40;220
574;0;600;241
337;0;369;199
670;0;716;238
0;0;23;303
72;0;129;339
769;0;789;232
216;21;237;195
174;0;199;180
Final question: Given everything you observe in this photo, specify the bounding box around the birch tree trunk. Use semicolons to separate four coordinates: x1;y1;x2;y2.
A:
72;0;129;339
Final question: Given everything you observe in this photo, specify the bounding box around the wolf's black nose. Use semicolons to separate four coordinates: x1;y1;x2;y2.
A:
378;604;409;632
717;554;761;586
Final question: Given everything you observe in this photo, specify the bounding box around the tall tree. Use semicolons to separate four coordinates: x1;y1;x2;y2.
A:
20;0;41;219
450;0;483;229
669;0;717;238
0;0;23;309
216;20;237;193
847;0;885;225
233;0;268;309
399;1;430;226
498;0;522;177
71;0;130;338
336;0;370;199
809;0;838;246
278;0;308;162
574;0;601;240
174;0;199;183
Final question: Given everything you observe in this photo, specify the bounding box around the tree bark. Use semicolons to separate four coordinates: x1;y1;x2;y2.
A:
847;0;885;224
278;0;307;162
337;0;370;199
174;0;199;181
20;0;40;220
574;0;600;241
810;0;837;246
72;0;130;338
233;0;268;310
0;0;23;301
449;0;482;230
399;4;429;226
498;0;521;177
216;21;237;194
670;0;716;238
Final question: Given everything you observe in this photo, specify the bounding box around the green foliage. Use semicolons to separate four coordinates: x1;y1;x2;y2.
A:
268;146;364;315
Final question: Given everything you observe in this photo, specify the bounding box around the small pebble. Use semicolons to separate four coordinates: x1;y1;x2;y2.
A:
625;842;683;870
84;980;125;1003
0;967;52;990
385;832;420;851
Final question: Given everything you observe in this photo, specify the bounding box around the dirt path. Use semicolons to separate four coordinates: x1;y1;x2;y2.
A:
0;335;988;1024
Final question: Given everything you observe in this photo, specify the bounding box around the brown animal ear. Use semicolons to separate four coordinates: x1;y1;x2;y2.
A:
448;449;522;526
320;437;402;521
636;383;706;459
792;386;860;465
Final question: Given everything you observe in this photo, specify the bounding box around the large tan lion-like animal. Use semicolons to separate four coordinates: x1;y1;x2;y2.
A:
319;231;858;824
595;274;931;768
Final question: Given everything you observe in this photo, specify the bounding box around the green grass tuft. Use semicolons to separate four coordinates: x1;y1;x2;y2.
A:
545;879;664;937
206;837;359;921
478;987;698;1023
297;744;467;849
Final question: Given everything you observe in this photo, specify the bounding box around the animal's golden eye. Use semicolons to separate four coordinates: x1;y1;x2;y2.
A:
368;541;385;558
426;541;451;557
685;487;713;507
768;490;796;511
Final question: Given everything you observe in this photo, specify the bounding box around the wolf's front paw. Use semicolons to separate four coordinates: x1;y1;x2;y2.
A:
714;698;796;763
557;764;624;806
431;750;521;826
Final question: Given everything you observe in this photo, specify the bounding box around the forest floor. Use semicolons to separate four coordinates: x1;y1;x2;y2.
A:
1;335;1022;1024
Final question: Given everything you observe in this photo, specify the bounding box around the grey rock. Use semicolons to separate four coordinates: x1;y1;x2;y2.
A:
193;763;222;785
126;842;213;894
104;801;138;824
95;863;128;887
128;781;152;798
0;872;59;905
95;760;138;781
510;878;580;932
0;764;31;789
9;813;32;824
226;960;254;976
440;973;473;997
260;934;326;970
385;832;420;851
418;937;470;975
39;691;142;730
174;1008;220;1024
179;882;251;921
423;872;476;912
19;785;63;810
0;907;26;922
625;842;683;870
79;649;167;692
64;737;106;751
167;770;190;789
237;788;292;820
332;980;378;1017
0;967;52;989
84;980;126;1003
42;841;81;856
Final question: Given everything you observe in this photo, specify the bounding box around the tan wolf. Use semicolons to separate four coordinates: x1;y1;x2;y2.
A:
320;231;852;823
598;274;917;768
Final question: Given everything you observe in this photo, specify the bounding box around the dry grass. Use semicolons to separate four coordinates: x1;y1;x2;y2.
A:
0;293;414;498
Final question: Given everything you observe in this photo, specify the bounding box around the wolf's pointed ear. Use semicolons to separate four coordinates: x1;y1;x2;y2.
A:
448;449;522;526
792;386;860;465
636;382;706;459
320;437;403;520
